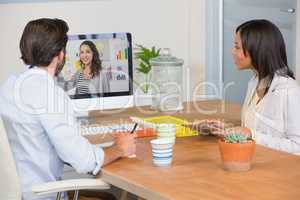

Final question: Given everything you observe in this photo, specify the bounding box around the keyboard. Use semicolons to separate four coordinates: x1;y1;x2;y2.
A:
80;123;142;136
80;123;156;138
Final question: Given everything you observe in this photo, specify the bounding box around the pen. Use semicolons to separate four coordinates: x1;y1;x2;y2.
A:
130;123;138;134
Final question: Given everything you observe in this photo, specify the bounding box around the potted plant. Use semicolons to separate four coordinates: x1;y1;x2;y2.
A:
134;44;161;94
218;133;255;172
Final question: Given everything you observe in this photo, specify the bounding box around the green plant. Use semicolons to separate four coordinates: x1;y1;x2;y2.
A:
134;44;160;93
224;133;249;143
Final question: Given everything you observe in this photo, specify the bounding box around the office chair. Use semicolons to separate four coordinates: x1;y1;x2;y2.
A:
0;117;111;200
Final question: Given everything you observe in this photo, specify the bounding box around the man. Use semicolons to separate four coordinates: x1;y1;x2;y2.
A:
0;18;136;200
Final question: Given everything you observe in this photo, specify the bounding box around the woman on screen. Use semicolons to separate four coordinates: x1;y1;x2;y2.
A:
191;19;300;155
59;40;110;95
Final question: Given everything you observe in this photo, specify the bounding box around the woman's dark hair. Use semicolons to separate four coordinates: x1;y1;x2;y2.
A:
20;18;69;67
79;40;102;78
236;19;294;94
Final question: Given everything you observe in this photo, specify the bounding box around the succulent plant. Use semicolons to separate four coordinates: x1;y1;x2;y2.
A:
224;133;249;143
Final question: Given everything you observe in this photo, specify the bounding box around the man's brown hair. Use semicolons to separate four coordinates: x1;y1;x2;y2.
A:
20;18;69;67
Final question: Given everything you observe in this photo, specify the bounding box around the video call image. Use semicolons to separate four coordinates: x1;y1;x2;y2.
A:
57;33;132;99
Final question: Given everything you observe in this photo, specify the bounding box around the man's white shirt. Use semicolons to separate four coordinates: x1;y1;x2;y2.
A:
0;67;104;200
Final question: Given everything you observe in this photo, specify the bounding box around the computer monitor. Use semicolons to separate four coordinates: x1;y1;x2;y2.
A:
58;32;133;115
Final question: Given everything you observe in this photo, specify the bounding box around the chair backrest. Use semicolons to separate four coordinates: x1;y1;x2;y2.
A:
0;117;22;200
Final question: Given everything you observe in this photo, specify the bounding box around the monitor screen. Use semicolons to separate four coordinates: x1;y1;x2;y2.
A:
57;32;133;99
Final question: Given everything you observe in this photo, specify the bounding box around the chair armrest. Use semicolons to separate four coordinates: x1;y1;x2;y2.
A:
32;178;110;196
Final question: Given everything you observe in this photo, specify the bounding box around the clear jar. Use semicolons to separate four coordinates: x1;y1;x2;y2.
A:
150;48;184;111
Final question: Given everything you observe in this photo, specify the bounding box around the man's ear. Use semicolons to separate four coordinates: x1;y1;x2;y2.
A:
58;49;65;61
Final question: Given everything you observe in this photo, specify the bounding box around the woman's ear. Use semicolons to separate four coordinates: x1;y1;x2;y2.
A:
245;50;250;58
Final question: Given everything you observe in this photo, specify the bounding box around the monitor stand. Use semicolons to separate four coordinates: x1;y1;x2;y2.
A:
72;95;134;118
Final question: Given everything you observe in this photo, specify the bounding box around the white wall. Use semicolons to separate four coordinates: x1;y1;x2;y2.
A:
189;0;206;101
0;0;206;101
296;0;300;82
2;0;300;101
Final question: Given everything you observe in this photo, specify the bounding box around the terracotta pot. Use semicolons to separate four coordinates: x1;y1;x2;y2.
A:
218;139;255;172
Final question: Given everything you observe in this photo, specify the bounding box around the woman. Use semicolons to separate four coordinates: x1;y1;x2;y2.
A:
193;19;300;155
59;40;110;95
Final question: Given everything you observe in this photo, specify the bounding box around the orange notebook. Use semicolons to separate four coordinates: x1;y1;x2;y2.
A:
135;128;156;138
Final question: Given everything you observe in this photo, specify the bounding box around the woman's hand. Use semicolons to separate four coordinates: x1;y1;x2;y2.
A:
113;133;136;157
187;119;234;135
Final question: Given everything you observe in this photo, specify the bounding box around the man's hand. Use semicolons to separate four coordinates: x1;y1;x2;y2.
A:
113;133;136;157
103;133;136;166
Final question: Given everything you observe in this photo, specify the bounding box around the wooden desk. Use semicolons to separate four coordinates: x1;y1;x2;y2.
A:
89;100;241;125
101;137;300;200
90;101;300;199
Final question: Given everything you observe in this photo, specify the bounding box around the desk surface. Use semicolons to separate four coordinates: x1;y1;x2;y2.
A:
101;137;300;200
89;100;241;125
89;101;300;200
